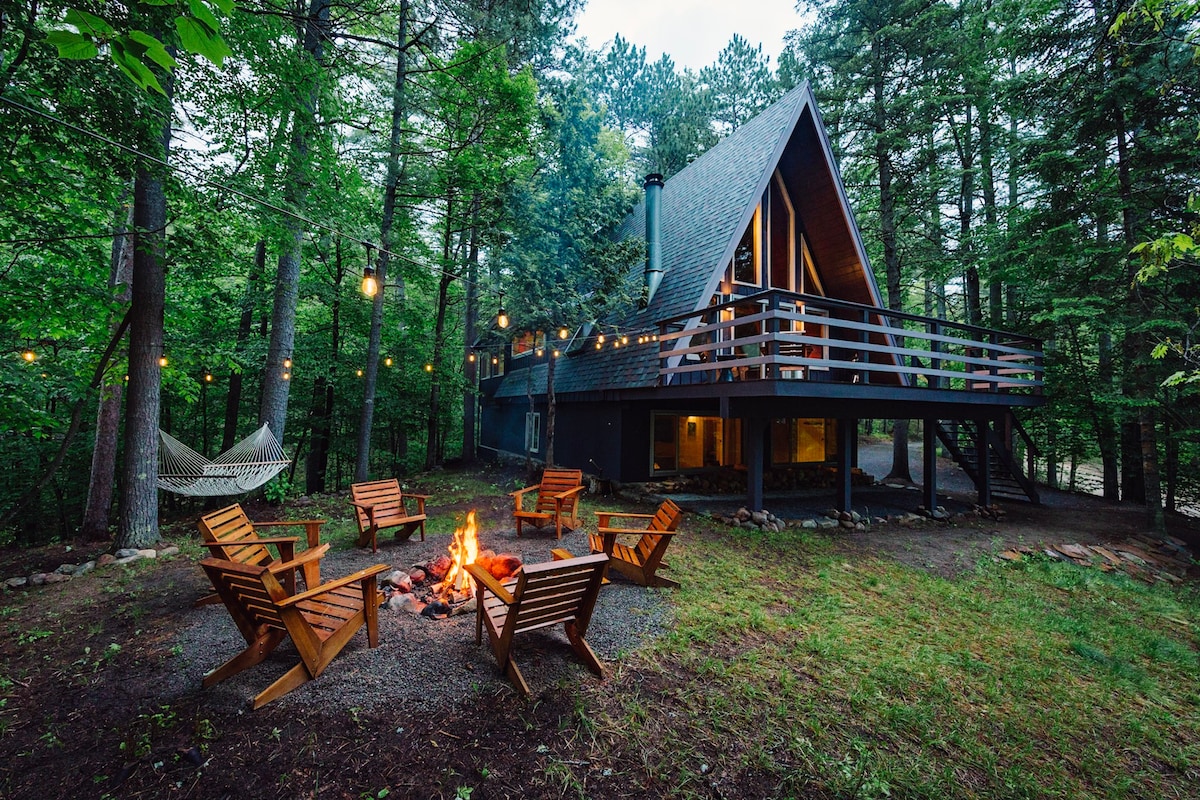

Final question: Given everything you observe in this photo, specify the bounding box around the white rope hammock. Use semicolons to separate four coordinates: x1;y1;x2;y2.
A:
157;424;290;496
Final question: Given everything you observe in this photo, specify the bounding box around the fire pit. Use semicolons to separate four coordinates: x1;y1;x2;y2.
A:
379;510;523;619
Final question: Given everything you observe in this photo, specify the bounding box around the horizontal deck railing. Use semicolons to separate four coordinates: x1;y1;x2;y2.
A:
656;290;1043;394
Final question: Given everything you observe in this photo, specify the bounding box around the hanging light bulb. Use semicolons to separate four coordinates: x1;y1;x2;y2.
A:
424;363;433;372
468;353;476;362
356;368;364;377
598;334;606;344
158;355;168;368
621;335;628;345
282;371;291;381
384;356;393;367
361;243;378;297
491;356;498;365
536;348;544;357
204;369;214;383
595;341;601;350
496;292;509;329
553;349;560;358
22;349;36;362
558;326;569;340
283;356;293;369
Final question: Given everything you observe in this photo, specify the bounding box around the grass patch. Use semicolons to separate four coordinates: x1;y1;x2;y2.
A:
582;516;1200;799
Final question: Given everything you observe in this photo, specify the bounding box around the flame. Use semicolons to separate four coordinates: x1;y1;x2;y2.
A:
441;510;480;593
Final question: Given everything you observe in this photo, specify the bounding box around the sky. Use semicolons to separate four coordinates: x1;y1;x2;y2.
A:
572;0;804;72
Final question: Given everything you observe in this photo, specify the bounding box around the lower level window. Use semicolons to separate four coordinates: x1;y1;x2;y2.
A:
652;414;742;473
771;418;833;464
525;412;541;453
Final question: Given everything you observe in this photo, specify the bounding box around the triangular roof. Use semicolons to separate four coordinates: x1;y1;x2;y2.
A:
494;81;886;398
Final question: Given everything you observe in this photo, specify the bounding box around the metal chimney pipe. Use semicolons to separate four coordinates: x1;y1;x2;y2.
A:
643;173;664;305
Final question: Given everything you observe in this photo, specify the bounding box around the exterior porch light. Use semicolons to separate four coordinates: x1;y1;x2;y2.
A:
496;292;509;329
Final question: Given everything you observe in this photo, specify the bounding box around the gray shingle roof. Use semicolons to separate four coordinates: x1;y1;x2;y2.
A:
495;82;871;398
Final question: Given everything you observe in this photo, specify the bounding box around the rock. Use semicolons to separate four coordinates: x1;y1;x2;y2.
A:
824;509;839;519
489;555;522;580
386;593;423;614
426;556;451;582
114;548;140;559
839;519;856;529
5;577;28;589
137;549;157;559
408;568;426;585
96;554;117;567
849;511;862;523
295;495;314;506
384;571;413;593
44;573;70;584
158;546;180;558
838;511;853;522
751;511;767;525
28;573;48;586
801;519;817;529
421;600;452;619
55;564;79;575
114;555;140;565
741;520;757;530
817;518;839;529
736;507;751;521
854;522;866;531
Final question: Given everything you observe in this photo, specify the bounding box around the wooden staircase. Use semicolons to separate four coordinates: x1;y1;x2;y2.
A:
935;415;1040;504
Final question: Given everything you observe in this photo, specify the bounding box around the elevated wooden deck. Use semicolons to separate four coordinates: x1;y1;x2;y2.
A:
657;290;1043;399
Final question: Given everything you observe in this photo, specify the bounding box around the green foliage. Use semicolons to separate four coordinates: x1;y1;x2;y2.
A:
49;1;232;95
263;475;292;505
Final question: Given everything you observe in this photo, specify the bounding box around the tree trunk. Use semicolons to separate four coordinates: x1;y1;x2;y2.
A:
461;194;481;464
82;195;134;541
260;0;331;445
1140;408;1164;533
871;39;912;485
117;153;169;549
356;2;410;480
545;347;556;467
223;239;264;451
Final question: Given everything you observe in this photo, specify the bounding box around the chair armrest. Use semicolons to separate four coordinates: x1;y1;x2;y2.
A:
465;563;515;605
266;543;330;576
594;511;655;527
404;494;429;514
348;500;378;510
509;486;537;510
598;527;679;537
404;493;431;500
552;485;585;501
206;535;299;547
277;562;389;607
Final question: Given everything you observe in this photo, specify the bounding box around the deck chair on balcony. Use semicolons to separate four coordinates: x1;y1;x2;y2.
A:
465;552;608;696
588;499;683;589
196;503;328;605
510;468;584;539
349;478;429;552
199;556;389;709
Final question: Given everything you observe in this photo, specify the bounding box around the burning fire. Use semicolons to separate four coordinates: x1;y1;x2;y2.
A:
439;510;480;594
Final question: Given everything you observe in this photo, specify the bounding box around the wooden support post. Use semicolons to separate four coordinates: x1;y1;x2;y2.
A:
746;417;765;511
975;419;992;507
923;419;939;514
836;418;855;513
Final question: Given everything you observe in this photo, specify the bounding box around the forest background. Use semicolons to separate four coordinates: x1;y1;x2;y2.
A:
0;0;1197;549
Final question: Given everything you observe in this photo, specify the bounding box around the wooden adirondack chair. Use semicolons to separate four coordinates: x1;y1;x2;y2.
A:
197;503;327;603
589;499;683;589
465;552;608;696
199;556;389;709
349;478;429;552
510;468;584;539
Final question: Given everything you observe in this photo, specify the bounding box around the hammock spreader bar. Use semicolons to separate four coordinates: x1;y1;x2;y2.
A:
157;424;290;497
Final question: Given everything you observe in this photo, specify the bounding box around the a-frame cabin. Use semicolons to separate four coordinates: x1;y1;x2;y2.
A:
479;83;1044;513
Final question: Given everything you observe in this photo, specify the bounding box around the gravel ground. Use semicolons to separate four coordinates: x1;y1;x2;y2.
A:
171;524;672;713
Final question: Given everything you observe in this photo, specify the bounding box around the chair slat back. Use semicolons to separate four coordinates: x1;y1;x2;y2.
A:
351;478;406;528
199;504;273;567
534;469;583;514
200;559;288;634
507;553;606;636
649;498;683;533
